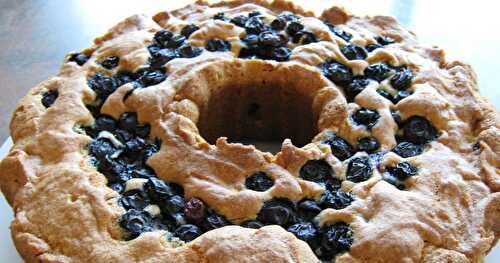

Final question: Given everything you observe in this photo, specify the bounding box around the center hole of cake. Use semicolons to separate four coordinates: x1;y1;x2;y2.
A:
199;84;316;153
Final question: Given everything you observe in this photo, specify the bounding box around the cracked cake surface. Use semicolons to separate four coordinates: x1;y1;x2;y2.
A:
0;0;499;262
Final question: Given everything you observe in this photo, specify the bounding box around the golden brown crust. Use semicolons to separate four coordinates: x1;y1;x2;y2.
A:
0;0;498;262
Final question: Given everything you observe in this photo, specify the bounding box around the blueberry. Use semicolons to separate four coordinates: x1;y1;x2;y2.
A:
115;128;133;143
170;213;188;227
119;190;150;210
242;34;259;47
213;12;228;21
269;47;291;61
352;108;380;129
383;174;406;190
346;156;372;183
390;67;413;90
181;24;199;38
369;151;387;167
292;31;318;45
87;138;117;160
320;190;355;210
391;111;402;126
345;77;369;102
115;71;135;87
241;220;264;229
174;224;202;242
248;11;262;17
393;90;412;103
245;16;268;35
386;162;418;180
286;21;304;36
320;60;353;86
146;177;174;202
130;167;155;179
365;44;383;52
230;15;248;27
136;68;167;87
142;142;160;162
154;30;174;47
297;199;322;221
88;72;118;99
357;137;380;153
206;39;232;52
364;63;393;82
401;116;438;144
202;211;230;231
108;182;125;193
287;222;318;245
68;53;89;66
185;197;207;224
257;198;297;227
95;115;116;131
41;90;58;108
135;124;151;138
324;22;352;42
271;17;287;30
299;160;334;185
320;222;353;255
166;35;186;49
119;112;138;131
161;195;186;215
150;48;177;69
119;209;153;239
322;134;353;161
125;137;146;153
100;56;120;70
258;31;282;47
376;35;395;45
177;44;203;58
245;172;274;192
376;88;393;102
341;45;367;60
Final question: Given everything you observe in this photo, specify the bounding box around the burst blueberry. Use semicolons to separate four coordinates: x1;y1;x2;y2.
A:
154;30;174;47
288;222;318;245
174;224;202;242
341;45;367;60
119;190;150;210
119;209;153;240
185;197;207;224
346;156;372;183
319;190;355;210
364;63;393;82
345;77;370;102
386;162;418;180
320;222;353;256
357;137;380;153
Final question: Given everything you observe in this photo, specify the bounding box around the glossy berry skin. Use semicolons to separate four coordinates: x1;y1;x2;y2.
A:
206;39;232;52
345;77;370;102
145;177;175;202
320;60;353;86
299;160;334;185
341;45;367;60
320;222;353;255
402;116;438;144
287;222;318;245
181;24;200;38
69;53;89;66
346;156;373;183
161;195;186;215
202;211;230;231
185;197;207;224
391;67;413;90
324;21;352;42
352;108;380;129
319;190;355;210
245;16;268;35
166;35;186;49
364;63;393;82
135;68;167;87
87;138;117;160
376;88;394;102
393;90;412;103
119;190;150;210
292;31;317;45
150;48;177;69
119;112;138;132
297;199;322;221
271;17;287;30
100;56;120;69
286;21;304;36
154;30;174;47
322;134;353;161
95;115;116;132
41;90;58;108
241;220;264;229
357;137;380;153
392;142;423;158
257;198;297;227
87;72;118;100
245;172;274;192
174;224;202;242
365;43;382;52
258;31;283;47
386;162;418;180
119;209;153;240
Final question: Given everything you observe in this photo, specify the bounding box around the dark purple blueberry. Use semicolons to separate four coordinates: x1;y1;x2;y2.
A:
174;224;202;242
230;15;248;27
376;35;396;45
391;111;402;126
154;30;174;47
365;43;383;52
322;134;353;161
100;56;120;70
181;24;200;38
299;160;334;185
87;138;117;160
41;90;58;108
135;124;151;138
258;31;282;47
166;35;186;49
324;22;352;42
267;46;291;61
150;48;177;69
131;167;155;179
320;222;353;255
119;112;138;132
297;199;322;221
136;68;167;87
320;190;355;210
292;31;318;45
248;11;262;17
115;71;135;87
383;174;406;190
286;21;304;36
202;211;230;231
108;182;124;193
95;115;116;132
402;116;438;144
345;77;370;102
364;62;393;82
241;220;264;229
245;16;268;35
369;150;387;167
145;177;174;202
341;45;367;60
393;90;412;103
119;190;150;210
390;67;413;90
346;156;372;183
125;137;146;153
115;128;133;143
357;137;380;153
386;162;418;181
185;197;206;224
206;39;232;52
245;172;274;192
319;60;353;86
177;44;203;58
147;45;161;55
271;17;287;30
68;53;89;66
376;88;393;102
142;142;160;162
119;209;153;240
242;34;259;47
87;72;118;99
278;11;299;22
213;12;228;21
170;213;188;227
161;195;186;215
257;198;297;227
288;222;318;245
352;108;380;129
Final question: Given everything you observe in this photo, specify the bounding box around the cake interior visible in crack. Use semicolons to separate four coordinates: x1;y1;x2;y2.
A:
198;83;317;152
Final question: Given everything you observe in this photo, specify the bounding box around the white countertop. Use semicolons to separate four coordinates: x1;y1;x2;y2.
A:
0;138;498;262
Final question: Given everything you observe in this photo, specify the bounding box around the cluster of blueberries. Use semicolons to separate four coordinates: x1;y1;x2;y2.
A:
36;9;443;262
